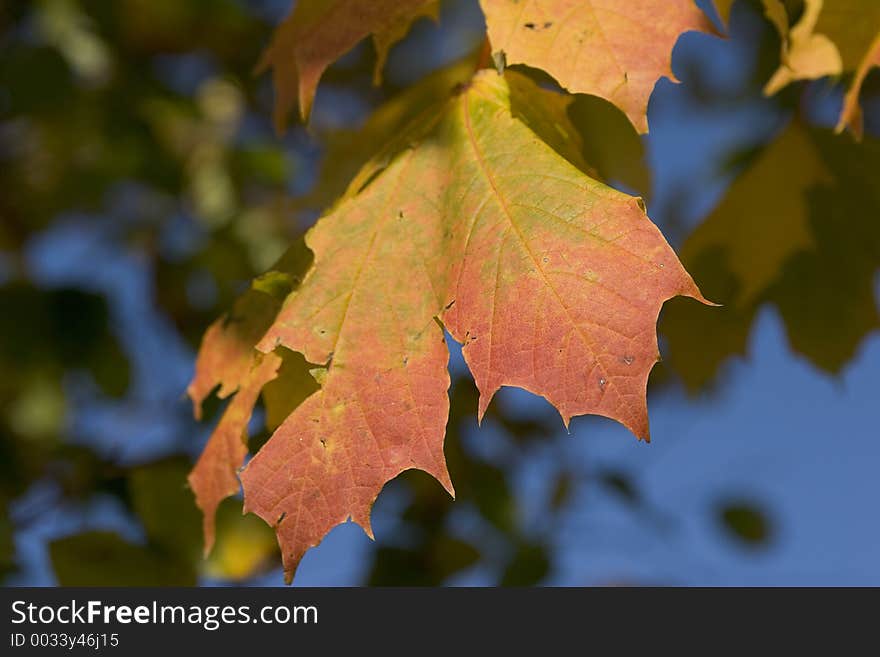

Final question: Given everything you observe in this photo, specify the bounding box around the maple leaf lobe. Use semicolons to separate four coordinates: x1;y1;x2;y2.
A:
478;0;715;133
189;352;281;555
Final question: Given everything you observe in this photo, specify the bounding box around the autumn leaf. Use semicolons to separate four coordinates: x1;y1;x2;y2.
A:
837;33;880;138
189;352;280;555
763;0;843;95
437;74;706;431
257;0;438;130
243;143;456;582
759;0;880;137
237;70;707;581
478;0;715;133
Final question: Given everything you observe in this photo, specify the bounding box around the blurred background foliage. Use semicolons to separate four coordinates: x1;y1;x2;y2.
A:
0;0;877;585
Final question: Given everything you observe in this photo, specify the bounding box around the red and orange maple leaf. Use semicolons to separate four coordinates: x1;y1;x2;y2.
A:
190;72;708;581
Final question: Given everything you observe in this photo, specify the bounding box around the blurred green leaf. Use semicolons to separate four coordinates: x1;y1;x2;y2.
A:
598;469;640;507
369;536;480;586
717;501;772;547
501;543;550;586
0;503;15;579
202;498;279;582
0;284;130;397
549;472;572;511
664;123;880;387
128;457;202;559
0;45;74;114
50;531;196;585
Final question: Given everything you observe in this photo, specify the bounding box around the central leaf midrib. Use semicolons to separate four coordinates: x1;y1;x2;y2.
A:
459;91;615;404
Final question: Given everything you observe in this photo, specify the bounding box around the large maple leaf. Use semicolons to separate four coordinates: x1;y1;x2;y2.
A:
228;70;707;581
478;0;715;133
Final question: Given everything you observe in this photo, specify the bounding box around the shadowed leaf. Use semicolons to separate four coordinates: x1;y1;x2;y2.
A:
129;458;203;559
680;121;830;309
303;55;480;213
50;531;196;586
663;122;880;387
